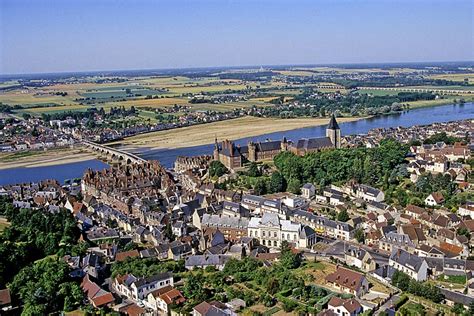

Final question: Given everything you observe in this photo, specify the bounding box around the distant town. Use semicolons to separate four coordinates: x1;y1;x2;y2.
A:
1;92;473;315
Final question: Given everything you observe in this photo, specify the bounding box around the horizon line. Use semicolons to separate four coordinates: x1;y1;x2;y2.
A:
1;59;473;78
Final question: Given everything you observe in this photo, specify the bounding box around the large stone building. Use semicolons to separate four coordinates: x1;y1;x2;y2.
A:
213;114;341;170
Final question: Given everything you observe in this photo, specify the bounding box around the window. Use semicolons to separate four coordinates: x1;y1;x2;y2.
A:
274;232;277;238
262;231;266;237
274;240;277;247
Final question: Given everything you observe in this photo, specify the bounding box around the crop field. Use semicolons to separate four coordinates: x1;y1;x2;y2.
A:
80;88;165;99
426;73;474;83
355;88;401;96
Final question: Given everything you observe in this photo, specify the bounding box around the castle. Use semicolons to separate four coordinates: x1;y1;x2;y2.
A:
214;114;341;170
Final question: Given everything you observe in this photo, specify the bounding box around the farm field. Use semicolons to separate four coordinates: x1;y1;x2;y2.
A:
426;73;474;83
112;115;363;149
355;88;401;96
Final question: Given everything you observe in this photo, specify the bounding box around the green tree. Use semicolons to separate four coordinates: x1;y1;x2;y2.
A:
269;172;286;193
354;228;365;243
247;162;261;177
287;178;301;194
337;209;350;222
279;241;301;269
9;258;83;314
254;178;267;195
209;161;228;177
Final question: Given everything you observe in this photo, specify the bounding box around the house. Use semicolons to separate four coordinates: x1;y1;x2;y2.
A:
185;254;232;271
145;285;185;315
113;272;173;301
405;204;426;219
301;183;316;199
389;249;428;281
115;250;140;262
81;275;115;308
325;296;363;316
0;288;12;312
193;300;237;316
379;232;416;253
168;241;193;260
354;184;385;202
345;246;377;272
458;201;474;218
425;192;445;207
248;212;316;249
325;267;369;297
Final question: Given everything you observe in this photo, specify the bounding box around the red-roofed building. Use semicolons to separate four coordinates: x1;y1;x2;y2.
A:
80;275;115;308
145;285;185;314
326;296;363;316
325;267;369;297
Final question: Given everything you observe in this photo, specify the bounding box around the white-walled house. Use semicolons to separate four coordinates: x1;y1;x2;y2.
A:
113;272;173;301
389;249;428;281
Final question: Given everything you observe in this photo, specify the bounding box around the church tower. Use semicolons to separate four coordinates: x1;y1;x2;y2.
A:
326;114;341;148
213;137;220;161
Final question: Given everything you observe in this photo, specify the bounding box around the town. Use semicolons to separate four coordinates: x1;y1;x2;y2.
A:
0;116;473;316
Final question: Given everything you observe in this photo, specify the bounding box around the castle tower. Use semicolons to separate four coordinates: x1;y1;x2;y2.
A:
281;137;288;151
248;141;257;161
213;137;220;161
326;114;341;148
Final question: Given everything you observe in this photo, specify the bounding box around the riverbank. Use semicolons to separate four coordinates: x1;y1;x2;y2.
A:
407;96;474;109
111;116;365;150
0;147;96;170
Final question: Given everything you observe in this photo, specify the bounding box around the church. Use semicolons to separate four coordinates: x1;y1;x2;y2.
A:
213;114;342;170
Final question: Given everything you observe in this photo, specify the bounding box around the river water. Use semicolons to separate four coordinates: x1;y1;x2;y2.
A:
0;103;473;186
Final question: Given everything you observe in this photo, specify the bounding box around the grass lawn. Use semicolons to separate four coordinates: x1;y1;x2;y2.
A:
406;96;473;108
0;220;11;233
436;274;466;285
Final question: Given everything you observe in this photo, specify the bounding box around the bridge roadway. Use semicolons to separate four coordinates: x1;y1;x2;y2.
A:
357;86;473;94
82;140;146;165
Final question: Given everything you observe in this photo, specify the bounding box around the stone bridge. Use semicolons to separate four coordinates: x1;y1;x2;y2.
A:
358;86;473;94
82;141;146;165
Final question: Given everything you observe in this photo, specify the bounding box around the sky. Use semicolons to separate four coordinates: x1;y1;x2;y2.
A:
0;0;473;74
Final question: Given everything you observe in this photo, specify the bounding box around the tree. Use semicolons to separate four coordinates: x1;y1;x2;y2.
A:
354;228;365;244
183;271;207;302
254;178;267;195
209;161;228;177
9;258;84;314
287;178;301;194
279;241;301;269
247;162;261;177
457;227;471;239
269;172;286;193
451;303;465;315
336;209;350;222
391;270;410;292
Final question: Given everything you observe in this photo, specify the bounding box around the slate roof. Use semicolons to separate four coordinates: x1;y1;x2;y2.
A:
185;254;232;267
202;214;249;229
327;114;340;130
294;137;333;150
390;249;426;273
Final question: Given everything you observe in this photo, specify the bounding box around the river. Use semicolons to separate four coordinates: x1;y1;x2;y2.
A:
0;103;473;186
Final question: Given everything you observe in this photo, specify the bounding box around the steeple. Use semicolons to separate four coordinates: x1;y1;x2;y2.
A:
327;113;340;130
326;113;341;149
